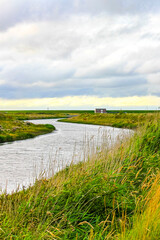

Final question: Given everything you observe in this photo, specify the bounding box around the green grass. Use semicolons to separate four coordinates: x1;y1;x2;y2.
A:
0;110;93;143
0;112;56;143
60;112;159;129
118;176;160;240
0;114;159;239
1;110;93;120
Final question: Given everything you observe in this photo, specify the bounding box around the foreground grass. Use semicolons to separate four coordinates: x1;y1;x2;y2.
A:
118;175;160;240
60;112;159;129
0;114;159;239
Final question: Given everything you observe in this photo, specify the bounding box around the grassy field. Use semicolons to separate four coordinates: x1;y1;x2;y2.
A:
1;111;159;143
60;112;160;129
0;110;92;143
0;113;159;239
0;110;93;143
1;110;93;120
0;112;57;143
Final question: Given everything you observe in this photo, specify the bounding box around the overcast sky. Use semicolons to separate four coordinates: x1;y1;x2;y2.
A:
0;0;160;109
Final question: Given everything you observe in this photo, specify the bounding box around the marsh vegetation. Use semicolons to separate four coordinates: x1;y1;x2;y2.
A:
0;110;88;143
0;112;56;143
60;111;159;129
0;112;159;239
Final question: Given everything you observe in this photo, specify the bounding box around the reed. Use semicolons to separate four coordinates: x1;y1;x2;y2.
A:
0;112;55;143
60;112;159;129
0;113;159;239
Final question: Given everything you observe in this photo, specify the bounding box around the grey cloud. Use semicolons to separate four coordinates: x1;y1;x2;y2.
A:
0;0;79;31
0;8;160;100
0;62;75;85
0;0;160;31
0;69;148;99
75;67;137;79
78;0;160;15
64;76;147;89
92;84;148;98
0;80;149;99
0;0;31;31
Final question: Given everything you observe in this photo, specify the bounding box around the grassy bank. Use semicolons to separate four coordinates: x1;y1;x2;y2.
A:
0;112;55;143
60;112;159;129
0;110;92;120
0;114;159;239
0;110;91;143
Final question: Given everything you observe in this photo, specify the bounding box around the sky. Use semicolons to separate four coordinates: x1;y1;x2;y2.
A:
0;0;160;110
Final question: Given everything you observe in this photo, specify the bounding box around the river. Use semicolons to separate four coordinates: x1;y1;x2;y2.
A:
0;119;131;193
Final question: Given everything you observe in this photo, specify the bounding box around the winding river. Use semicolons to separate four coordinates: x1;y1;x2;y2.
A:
0;119;131;193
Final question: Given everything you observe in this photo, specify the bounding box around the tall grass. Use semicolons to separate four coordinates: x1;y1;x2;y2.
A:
0;113;55;143
60;112;159;129
0;114;159;239
118;174;160;240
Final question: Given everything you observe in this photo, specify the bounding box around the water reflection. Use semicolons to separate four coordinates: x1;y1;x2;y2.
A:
0;119;131;193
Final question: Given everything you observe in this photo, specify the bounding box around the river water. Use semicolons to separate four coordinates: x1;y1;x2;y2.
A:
0;119;131;193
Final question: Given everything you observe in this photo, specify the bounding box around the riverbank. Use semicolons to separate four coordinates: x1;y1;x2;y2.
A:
0;115;159;239
60;112;159;129
1;110;92;120
0;110;87;143
0;112;56;143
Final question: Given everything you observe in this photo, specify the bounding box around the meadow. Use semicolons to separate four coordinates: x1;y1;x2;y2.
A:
0;110;89;143
0;110;158;144
0;112;57;143
60;111;159;129
0;111;159;239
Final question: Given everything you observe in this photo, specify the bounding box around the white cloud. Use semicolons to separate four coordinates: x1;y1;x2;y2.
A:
0;6;160;103
0;79;6;85
0;0;159;31
0;96;159;110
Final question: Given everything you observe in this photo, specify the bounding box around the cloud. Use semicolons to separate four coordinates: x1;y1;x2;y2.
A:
0;96;159;110
0;79;6;85
81;0;160;15
0;0;160;31
0;2;160;107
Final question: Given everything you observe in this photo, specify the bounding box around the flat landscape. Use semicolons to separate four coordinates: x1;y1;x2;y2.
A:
60;111;159;129
1;1;160;239
0;110;158;143
0;111;159;239
0;111;56;143
0;110;87;143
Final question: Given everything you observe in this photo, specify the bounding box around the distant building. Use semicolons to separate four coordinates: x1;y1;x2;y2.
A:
95;108;107;113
